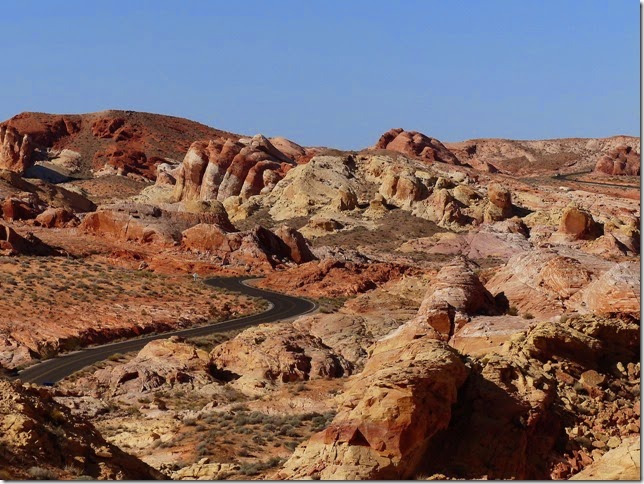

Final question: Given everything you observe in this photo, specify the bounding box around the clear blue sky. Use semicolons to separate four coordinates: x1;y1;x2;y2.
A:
0;1;639;149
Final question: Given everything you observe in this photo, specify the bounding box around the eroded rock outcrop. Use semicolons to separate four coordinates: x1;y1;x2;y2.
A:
80;201;235;246
594;145;640;176
557;205;602;240
34;207;78;228
374;128;461;165
278;316;468;479
0;223;56;256
173;134;297;202
181;223;315;269
0;379;162;480
422;316;640;480
80;337;211;396
0;126;34;174
415;257;500;339
580;261;639;318
266;155;360;221
209;323;352;393
485;249;606;317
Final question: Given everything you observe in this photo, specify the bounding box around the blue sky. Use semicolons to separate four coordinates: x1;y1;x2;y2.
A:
0;1;638;149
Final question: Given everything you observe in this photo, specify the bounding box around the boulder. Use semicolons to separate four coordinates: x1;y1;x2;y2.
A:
1;197;41;221
272;225;316;263
558;206;602;240
34;208;78;228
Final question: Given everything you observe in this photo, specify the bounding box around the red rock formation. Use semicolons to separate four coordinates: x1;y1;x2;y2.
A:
272;224;316;264
0;110;240;179
594;145;640;176
0;126;34;174
1;197;41;221
173;134;299;202
423;316;639;480
416;257;501;339
484;183;513;222
257;259;414;298
374;128;461;165
34;207;78;228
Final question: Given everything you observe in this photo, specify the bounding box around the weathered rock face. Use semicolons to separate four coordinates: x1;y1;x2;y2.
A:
569;436;640;480
402;218;531;261
594;145;640;176
412;188;468;229
278;316;468;479
378;170;428;209
0;380;162;480
0;126;34;174
0;223;55;256
172;462;240;480
81;205;179;245
80;201;235;246
484;249;606;317
580;261;640;318
272;224;316;264
266;155;360;221
558;205;602;240
257;259;411;298
81;337;212;396
416;257;500;339
34;207;78;228
445;135;640;176
209;323;352;393
484;183;513;222
374;128;461;165
181;223;314;269
423;316;640;480
1;196;41;221
0;170;97;214
173;134;296;202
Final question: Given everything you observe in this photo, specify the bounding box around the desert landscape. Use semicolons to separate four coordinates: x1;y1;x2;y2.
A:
0;108;638;480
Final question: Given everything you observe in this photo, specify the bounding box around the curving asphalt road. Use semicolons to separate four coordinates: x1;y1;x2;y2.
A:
17;277;317;385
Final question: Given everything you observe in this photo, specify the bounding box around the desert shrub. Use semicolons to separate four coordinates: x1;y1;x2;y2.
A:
523;313;535;320
507;306;519;316
28;467;57;480
48;408;66;426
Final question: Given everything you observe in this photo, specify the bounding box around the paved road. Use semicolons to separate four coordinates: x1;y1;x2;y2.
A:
548;170;640;190
18;277;317;385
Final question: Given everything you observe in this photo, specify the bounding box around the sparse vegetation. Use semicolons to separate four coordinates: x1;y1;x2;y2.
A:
28;467;57;480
